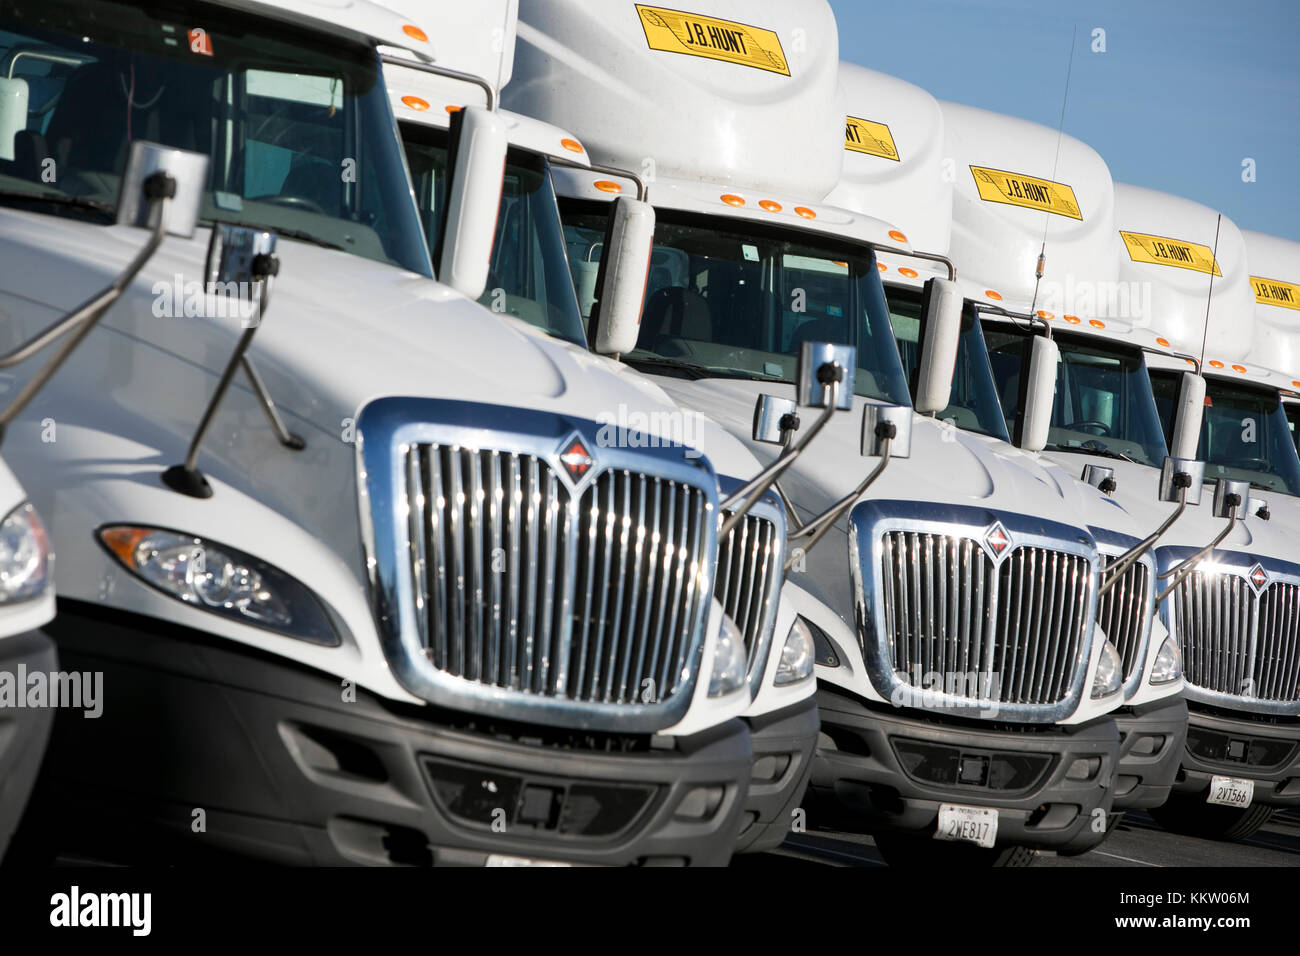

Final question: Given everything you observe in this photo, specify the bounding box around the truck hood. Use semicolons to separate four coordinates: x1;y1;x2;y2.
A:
652;376;1145;539
0;210;724;453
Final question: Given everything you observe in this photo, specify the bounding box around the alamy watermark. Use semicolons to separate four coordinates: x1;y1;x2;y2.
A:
0;666;102;718
595;403;706;458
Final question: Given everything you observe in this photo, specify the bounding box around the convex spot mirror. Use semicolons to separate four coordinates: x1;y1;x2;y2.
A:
1212;478;1252;520
913;277;962;415
798;342;856;411
1020;334;1059;453
439;106;508;300
116;140;208;239
752;395;799;445
1159;456;1205;507
1081;464;1116;494
593;197;655;357
861;404;912;458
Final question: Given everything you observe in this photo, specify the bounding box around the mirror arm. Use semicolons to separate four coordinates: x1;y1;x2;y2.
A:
785;439;892;570
378;54;496;111
239;355;305;450
720;384;839;537
773;480;804;533
0;175;173;442
1155;511;1239;603
1099;485;1187;594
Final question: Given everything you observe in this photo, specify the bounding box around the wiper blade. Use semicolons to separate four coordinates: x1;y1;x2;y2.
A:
1076;440;1135;463
0;188;116;220
626;355;791;384
208;219;345;251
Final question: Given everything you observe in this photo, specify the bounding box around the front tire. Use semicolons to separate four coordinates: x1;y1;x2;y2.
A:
873;831;1037;868
1148;793;1274;842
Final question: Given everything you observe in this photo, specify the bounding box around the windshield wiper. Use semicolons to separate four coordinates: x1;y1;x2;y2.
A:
0;188;116;221
206;219;345;252
625;354;792;383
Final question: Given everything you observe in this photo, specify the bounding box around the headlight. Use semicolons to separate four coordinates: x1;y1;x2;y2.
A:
774;616;815;686
1149;635;1182;684
0;503;50;603
1091;639;1123;699
708;612;747;697
98;526;339;646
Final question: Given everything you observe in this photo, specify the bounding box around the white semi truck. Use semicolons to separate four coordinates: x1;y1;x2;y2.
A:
506;0;1148;865
376;0;824;854
1112;192;1300;839
0;0;819;866
831;68;1190;822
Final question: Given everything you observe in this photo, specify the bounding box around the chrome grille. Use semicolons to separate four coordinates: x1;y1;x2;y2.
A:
404;444;710;705
879;532;1091;706
1173;573;1300;703
715;510;782;677
1097;561;1152;681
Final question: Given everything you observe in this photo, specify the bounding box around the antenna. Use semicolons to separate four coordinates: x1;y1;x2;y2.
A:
1198;214;1223;367
1028;24;1078;320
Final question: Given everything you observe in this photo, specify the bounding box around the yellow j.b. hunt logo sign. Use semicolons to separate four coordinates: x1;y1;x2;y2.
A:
845;116;899;161
970;166;1082;220
635;5;789;75
1120;231;1222;276
1251;275;1300;311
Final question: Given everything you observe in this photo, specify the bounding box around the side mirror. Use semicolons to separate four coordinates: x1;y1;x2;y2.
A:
1159;456;1205;506
1081;464;1117;494
438;106;508;300
206;224;278;322
798;342;856;410
913;277;963;414
0;78;29;162
861;404;912;458
1170;372;1207;461
1212;478;1251;520
1020;334;1059;452
593;197;655;356
753;394;799;445
117;140;208;238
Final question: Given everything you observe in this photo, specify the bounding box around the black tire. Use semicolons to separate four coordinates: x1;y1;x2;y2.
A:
873;831;1037;868
1148;793;1274;842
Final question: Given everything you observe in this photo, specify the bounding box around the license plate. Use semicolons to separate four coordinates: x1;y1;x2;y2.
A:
1207;775;1254;808
485;854;573;867
934;804;998;849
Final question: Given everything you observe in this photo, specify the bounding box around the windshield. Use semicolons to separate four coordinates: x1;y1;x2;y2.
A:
887;287;1009;441
1285;400;1300;457
0;0;429;274
985;324;1168;467
401;124;587;347
561;205;912;404
1151;371;1300;496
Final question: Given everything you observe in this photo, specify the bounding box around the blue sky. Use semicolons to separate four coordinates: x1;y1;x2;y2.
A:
828;0;1300;241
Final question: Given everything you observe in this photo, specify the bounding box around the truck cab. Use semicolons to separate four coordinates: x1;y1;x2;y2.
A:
830;68;1188;820
506;0;1139;865
0;0;775;866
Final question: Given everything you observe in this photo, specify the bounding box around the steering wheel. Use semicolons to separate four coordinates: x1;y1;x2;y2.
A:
261;195;327;215
1065;420;1112;437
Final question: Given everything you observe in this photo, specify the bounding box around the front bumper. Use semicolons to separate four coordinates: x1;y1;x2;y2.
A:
0;629;57;861
809;684;1121;853
733;695;819;854
37;602;753;866
1112;697;1188;811
1171;703;1300;807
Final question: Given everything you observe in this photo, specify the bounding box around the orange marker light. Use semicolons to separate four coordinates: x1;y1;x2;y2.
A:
888;230;908;243
794;206;817;219
1209;360;1224;369
721;194;745;207
1090;319;1106;329
560;138;583;153
985;290;1002;301
101;527;152;568
1292;380;1300;388
898;267;918;278
877;262;888;272
444;104;462;113
1157;337;1171;348
403;24;429;42
1064;316;1082;325
401;95;430;111
1038;310;1055;320
1232;364;1247;373
593;180;622;194
759;200;782;213
1186;358;1198;367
